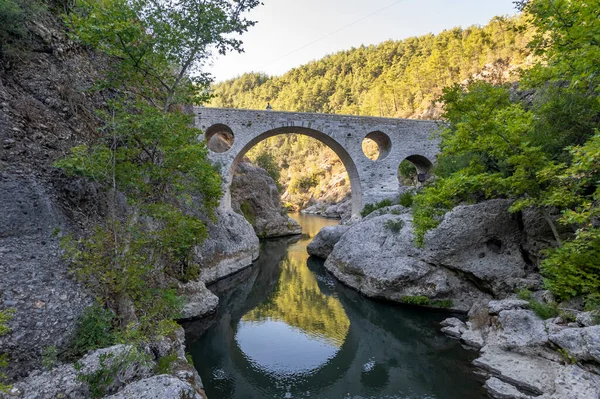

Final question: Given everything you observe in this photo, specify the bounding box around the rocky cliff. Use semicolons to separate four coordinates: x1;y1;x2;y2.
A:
231;162;301;238
0;12;264;396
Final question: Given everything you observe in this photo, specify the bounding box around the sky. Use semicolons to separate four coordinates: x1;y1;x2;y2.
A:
207;0;519;82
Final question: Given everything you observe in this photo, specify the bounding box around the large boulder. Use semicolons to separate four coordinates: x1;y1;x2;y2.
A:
473;346;600;399
423;199;534;296
549;326;600;364
192;207;259;284
231;162;301;238
324;213;486;311
177;280;219;320
306;225;349;259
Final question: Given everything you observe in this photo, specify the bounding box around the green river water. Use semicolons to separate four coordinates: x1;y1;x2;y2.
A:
185;213;486;399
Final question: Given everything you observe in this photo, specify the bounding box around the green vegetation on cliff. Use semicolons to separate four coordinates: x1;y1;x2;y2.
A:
50;0;259;344
0;309;14;392
211;16;532;118
413;0;600;308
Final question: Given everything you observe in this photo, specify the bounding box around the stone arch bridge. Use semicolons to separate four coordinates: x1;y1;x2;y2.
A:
194;107;442;218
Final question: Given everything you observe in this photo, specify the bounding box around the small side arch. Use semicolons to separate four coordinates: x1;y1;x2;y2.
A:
398;155;434;186
206;123;234;153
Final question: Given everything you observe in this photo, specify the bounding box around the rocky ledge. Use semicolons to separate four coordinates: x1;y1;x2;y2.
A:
314;200;541;311
2;327;206;399
441;299;600;399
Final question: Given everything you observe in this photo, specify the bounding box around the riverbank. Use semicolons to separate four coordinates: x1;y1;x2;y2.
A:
307;200;600;399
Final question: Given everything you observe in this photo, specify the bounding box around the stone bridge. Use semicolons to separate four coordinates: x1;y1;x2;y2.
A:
194;107;442;218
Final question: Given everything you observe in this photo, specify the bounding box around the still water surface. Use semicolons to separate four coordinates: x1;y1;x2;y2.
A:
186;213;486;399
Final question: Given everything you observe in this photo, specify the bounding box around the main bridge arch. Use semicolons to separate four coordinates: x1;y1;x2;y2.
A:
194;107;442;218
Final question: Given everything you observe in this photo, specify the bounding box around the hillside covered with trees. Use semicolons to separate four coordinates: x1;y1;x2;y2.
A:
210;15;533;119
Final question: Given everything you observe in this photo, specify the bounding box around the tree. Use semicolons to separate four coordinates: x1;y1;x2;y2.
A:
56;0;260;337
413;0;600;306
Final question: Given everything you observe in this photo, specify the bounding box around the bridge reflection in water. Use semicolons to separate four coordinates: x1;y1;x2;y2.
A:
185;213;487;399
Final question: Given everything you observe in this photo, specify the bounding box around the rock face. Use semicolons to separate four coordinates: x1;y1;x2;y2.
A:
306;225;349;259
231;162;301;238
0;174;93;378
441;299;600;399
324;213;488;311
423;199;537;296
193;207;259;285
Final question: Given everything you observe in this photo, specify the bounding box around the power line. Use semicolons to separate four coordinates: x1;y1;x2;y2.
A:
258;0;410;71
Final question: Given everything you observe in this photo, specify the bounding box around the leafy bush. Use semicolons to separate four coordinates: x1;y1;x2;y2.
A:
398;192;414;208
154;353;178;375
361;199;393;217
289;173;319;194
400;296;430;306
75;347;149;398
385;219;404;233
56;0;262;342
399;295;452;308
530;301;559;320
42;346;58;370
409;0;600;305
66;305;116;360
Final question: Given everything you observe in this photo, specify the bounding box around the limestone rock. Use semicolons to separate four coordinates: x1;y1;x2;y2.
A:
491;310;549;351
103;375;204;399
231;162;301;238
324;213;486;311
193;207;259;284
488;299;530;315
485;377;533;399
306;225;349;259
423;199;531;296
361;205;409;222
9;345;154;398
474;346;600;399
460;328;485;349
576;311;598;327
549;326;600;364
177;280;219;320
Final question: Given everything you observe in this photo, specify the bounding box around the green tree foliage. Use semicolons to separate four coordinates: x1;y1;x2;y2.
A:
413;0;600;306
55;0;259;341
210;16;532;118
253;151;281;190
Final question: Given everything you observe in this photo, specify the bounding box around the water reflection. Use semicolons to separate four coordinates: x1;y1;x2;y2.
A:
185;213;486;399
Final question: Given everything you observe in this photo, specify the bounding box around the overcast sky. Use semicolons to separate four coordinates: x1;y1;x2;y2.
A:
206;0;519;82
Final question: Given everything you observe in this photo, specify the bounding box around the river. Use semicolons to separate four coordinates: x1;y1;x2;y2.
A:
185;213;486;399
